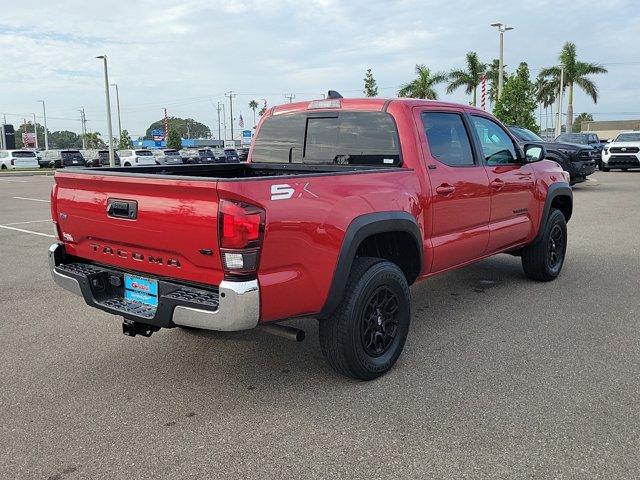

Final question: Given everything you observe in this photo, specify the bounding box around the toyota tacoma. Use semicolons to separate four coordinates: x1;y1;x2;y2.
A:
49;94;572;380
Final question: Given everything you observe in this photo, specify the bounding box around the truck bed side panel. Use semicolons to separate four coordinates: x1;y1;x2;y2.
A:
216;170;423;322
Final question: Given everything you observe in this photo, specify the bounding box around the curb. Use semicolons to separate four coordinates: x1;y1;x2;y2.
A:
0;171;55;178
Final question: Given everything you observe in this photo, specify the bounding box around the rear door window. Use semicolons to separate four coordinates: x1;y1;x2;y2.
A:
421;112;475;166
61;151;84;160
252;111;400;165
13;151;36;158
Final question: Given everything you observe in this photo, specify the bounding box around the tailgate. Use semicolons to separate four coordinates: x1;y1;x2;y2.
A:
53;172;223;285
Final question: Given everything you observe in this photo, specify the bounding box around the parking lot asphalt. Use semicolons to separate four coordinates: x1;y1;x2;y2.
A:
1;172;639;479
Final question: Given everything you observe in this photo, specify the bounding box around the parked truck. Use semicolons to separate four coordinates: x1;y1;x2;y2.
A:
49;95;572;380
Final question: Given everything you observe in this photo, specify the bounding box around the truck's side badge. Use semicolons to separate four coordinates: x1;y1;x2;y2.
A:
271;183;318;201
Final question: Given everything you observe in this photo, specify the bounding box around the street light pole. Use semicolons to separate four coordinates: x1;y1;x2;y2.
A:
110;83;122;144
490;23;514;100
225;91;237;144
32;113;39;149
222;103;227;141
216;102;222;141
38;101;49;150
555;66;565;137
96;55;115;167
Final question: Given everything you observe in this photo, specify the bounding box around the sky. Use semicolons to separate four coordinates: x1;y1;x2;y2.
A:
0;0;639;140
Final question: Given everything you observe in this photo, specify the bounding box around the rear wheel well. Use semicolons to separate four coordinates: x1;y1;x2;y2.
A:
355;231;420;285
551;194;572;222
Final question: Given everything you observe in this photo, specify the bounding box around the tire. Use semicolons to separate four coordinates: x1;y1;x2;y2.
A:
622;168;629;171
521;208;567;282
602;166;610;172
124;162;131;167
319;257;411;381
1;164;7;170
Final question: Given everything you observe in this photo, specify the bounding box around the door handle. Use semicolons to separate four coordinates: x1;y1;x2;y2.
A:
436;184;455;196
490;179;505;190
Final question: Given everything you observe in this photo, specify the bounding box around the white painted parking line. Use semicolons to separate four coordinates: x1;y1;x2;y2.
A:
13;196;50;203
4;219;52;226
0;224;55;238
0;178;28;183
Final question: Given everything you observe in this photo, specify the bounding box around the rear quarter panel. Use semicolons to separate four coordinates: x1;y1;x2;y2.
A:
217;169;423;322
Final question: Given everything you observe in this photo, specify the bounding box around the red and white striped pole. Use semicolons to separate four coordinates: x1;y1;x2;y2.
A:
163;108;168;143
481;74;487;110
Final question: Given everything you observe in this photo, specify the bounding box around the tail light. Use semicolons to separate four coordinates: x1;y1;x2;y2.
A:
50;183;62;241
219;199;265;277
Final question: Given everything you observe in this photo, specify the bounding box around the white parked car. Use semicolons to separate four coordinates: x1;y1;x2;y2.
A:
601;131;640;172
117;149;156;167
151;149;184;165
0;150;40;169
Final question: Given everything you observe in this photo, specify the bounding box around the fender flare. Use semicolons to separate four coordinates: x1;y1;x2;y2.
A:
319;211;423;319
533;182;572;243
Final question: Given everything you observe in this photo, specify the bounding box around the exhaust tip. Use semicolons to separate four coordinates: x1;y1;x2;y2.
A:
260;323;305;342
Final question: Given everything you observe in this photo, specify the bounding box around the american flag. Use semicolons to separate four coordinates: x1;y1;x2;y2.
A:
238;114;244;129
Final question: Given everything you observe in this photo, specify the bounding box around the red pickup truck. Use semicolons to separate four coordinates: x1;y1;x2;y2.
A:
49;95;572;380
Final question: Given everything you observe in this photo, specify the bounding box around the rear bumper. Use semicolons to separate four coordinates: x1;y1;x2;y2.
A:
49;243;260;331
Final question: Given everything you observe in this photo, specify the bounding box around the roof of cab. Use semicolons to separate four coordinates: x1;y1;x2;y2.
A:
271;97;487;116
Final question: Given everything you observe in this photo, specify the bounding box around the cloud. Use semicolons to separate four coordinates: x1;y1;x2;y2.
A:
0;0;638;137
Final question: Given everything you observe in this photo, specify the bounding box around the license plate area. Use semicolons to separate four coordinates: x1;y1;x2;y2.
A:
124;274;158;307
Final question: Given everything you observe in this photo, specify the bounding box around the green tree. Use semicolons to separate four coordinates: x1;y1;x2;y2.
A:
166;128;182;150
118;129;134;149
363;68;378;97
486;59;505;105
397;64;446;99
493;62;538;131
539;42;607;132
534;75;556;134
258;103;267;117
572;112;594;133
447;52;487;106
248;100;259;127
144;117;210;140
14;122;50;149
83;132;106;149
50;130;82;149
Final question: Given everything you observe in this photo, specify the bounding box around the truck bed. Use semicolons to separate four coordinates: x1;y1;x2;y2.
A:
77;162;399;180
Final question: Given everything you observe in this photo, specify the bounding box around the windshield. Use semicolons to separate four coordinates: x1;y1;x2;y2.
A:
615;132;640;142
164;150;180;155
61;151;84;160
509;126;543;142
199;149;213;156
135;150;153;156
12;151;36;158
556;134;588;144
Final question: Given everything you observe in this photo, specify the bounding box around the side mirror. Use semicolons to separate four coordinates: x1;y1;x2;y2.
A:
523;143;546;163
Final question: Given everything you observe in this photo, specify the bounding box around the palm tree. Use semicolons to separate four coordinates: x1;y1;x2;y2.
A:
486;59;504;106
446;52;487;106
535;75;557;135
248;100;259;127
539;42;607;132
397;64;447;99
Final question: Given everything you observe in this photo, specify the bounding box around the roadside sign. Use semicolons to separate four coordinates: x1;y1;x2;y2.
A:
242;130;252;145
151;129;165;146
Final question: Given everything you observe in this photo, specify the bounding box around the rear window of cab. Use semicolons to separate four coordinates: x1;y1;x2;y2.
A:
252;111;401;166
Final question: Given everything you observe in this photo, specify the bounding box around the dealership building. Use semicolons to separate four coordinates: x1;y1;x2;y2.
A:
581;119;640;140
